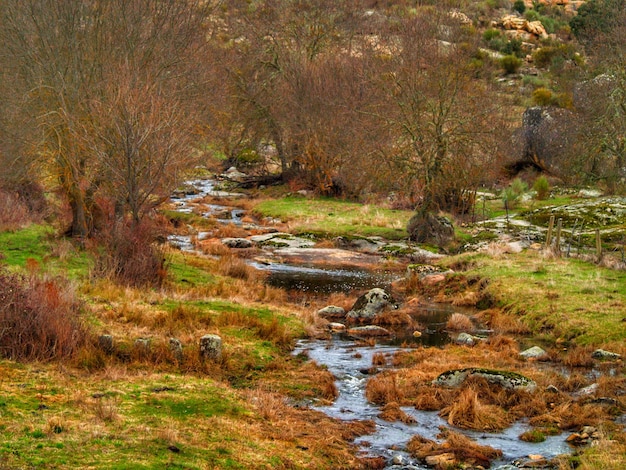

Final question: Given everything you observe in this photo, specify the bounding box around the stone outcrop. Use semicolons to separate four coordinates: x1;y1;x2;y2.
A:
433;368;537;391
346;288;398;321
501;15;548;38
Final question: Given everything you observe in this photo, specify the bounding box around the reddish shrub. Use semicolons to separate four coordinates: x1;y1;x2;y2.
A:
0;270;86;361
91;218;167;287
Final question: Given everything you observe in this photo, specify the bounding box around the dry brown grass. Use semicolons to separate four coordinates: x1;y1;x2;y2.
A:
0;270;86;361
407;429;503;468
211;223;250;239
372;352;387;366
451;291;479;306
445;313;473;331
217;255;260;281
0;189;31;230
562;346;596;368
440;386;511;431
529;402;611;430
365;371;405;405
379;402;416;424
478;308;530;334
198;239;231;256
372;309;416;326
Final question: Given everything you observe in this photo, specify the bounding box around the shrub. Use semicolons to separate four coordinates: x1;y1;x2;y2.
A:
500;54;522;74
0;269;86;361
91;218;167;287
533;175;550;200
0;189;30;230
513;0;526;14
502;178;528;209
532;87;554;106
483;28;500;41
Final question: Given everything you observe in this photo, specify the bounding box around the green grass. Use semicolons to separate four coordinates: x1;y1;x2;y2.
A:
252;196;412;240
0;224;92;278
167;251;217;286
444;250;626;345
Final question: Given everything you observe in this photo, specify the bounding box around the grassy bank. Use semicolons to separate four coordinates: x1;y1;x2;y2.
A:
0;224;366;469
251;196;412;240
436;249;626;346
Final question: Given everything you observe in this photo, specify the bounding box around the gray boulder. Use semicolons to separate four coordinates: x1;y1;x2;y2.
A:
317;305;346;320
199;334;222;361
520;346;548;360
433;367;536;391
591;349;621;360
222;238;253;249
346;288;398;321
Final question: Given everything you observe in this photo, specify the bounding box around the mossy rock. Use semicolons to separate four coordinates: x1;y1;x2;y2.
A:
433;367;536;391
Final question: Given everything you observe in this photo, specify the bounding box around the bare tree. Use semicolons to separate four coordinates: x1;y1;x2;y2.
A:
0;0;213;236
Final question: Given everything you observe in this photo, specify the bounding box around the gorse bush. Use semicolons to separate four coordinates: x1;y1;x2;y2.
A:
500;55;522;74
0;269;86;361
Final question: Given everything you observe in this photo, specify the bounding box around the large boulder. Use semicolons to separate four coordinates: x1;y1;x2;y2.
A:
407;212;454;246
433;367;537;391
513;106;576;175
346;288;398;321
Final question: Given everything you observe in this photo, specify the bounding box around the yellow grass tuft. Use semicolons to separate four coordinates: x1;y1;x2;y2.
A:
440;387;511;431
445;313;473;331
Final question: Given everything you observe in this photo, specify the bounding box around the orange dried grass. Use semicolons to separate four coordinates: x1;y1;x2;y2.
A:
440;387;511;431
445;313;473;331
379;402;416;424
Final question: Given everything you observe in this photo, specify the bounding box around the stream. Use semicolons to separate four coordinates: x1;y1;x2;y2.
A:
294;325;572;469
170;177;575;468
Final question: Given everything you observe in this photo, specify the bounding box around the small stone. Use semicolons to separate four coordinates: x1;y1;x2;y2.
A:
391;454;404;465
412;330;422;338
98;335;114;354
221;238;253;249
347;325;392;337
591;349;621;360
520;346;548;360
577;383;598;396
199;334;222;361
327;322;346;332
134;338;150;357
317;306;346;319
169;338;183;361
545;385;560;393
425;452;456;467
455;332;478;345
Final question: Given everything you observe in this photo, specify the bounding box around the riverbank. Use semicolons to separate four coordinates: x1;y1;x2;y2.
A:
0;179;625;469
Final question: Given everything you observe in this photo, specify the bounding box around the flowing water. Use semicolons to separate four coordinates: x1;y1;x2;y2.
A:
295;328;572;469
250;261;400;294
169;178;574;468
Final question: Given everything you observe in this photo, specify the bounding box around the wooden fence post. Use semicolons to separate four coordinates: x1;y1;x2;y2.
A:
555;218;562;256
545;215;555;250
596;229;602;262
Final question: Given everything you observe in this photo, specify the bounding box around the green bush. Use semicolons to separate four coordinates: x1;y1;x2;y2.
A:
532;87;553;106
533;175;550;200
510;178;528;196
513;0;526;14
483;28;501;41
500;55;522;74
502;178;528;209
